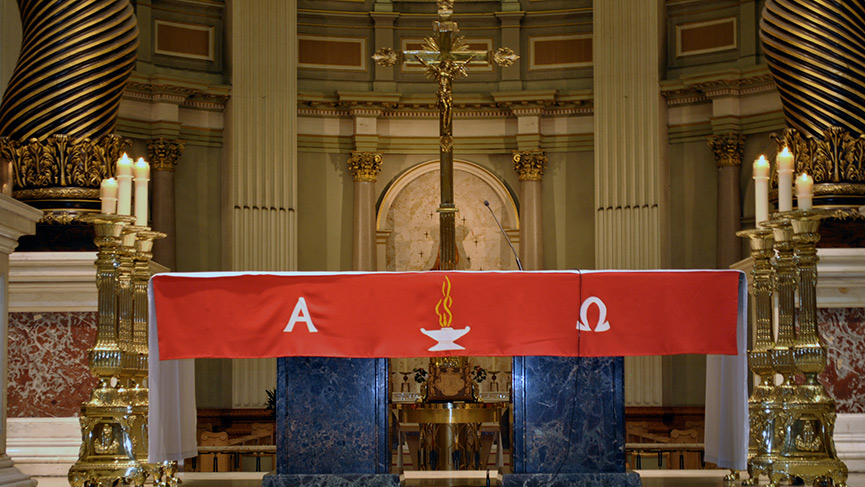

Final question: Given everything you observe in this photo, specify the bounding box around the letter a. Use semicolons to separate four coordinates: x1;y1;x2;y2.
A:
283;297;318;333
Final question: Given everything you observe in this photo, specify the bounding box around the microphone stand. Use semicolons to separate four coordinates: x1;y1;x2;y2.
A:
484;200;523;271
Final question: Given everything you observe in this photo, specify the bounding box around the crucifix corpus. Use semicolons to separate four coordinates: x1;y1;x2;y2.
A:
374;0;518;270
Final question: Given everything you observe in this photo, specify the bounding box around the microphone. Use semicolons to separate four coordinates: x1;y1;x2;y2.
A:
484;200;523;271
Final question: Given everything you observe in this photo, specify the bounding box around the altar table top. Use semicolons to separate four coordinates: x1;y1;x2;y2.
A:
149;270;744;360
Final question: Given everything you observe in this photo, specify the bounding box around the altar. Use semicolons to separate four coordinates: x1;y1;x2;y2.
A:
148;269;746;487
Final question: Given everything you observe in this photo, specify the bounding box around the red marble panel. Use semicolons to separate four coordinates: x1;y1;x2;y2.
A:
8;312;98;417
818;308;865;414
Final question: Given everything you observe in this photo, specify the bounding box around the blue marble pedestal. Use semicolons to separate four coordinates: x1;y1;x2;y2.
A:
504;356;641;487
262;358;399;487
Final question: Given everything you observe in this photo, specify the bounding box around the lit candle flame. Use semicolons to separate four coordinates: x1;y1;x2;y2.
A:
435;276;453;328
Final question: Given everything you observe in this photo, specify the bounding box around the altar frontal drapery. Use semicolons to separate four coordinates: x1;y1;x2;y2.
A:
150;270;744;359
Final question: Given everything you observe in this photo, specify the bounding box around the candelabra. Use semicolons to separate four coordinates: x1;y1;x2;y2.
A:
739;211;848;487
68;214;176;487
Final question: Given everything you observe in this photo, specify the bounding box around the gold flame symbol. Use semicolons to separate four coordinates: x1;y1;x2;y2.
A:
435;276;453;328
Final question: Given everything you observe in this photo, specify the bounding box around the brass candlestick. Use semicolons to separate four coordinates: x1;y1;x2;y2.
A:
766;210;848;487
70;213;146;487
739;211;848;487
69;215;176;487
736;228;777;485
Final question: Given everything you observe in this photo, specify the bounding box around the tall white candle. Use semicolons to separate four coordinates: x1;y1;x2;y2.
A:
100;177;118;214
116;153;134;215
134;157;150;226
776;146;794;212
753;155;770;225
796;172;814;210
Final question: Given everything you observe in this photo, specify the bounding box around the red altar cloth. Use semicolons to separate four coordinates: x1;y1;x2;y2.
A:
150;270;743;359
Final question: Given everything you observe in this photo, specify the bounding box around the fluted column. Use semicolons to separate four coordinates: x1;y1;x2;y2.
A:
348;151;382;271
225;0;296;407
708;132;744;268
594;0;668;406
147;138;185;270
513;150;547;270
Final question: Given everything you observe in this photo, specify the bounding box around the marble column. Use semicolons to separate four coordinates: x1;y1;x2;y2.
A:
594;0;667;408
513;150;547;270
347;152;382;271
147;138;185;270
0;194;40;487
707;132;744;269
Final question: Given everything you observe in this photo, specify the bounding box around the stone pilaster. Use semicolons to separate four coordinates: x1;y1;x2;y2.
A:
594;0;667;407
0;194;40;487
225;0;295;408
513;150;547;270
708;132;745;268
147;138;185;270
348;152;382;271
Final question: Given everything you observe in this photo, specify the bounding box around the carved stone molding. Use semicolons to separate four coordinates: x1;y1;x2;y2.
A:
707;132;745;168
513;150;548;181
124;81;230;111
147;138;186;172
347;151;383;182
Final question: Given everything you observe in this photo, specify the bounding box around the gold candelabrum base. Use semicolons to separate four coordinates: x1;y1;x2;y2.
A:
68;214;178;487
738;210;848;487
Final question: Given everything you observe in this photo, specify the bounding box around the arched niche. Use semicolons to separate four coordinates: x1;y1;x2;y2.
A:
376;159;520;272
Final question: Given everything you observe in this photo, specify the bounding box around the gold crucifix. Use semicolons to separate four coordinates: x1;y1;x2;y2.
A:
373;0;518;270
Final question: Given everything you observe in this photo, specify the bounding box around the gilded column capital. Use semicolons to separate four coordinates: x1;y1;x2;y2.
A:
147;138;186;172
347;151;383;182
707;132;745;168
513;150;548;181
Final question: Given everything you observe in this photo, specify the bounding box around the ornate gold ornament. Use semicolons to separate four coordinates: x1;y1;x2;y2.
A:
707;132;745;167
347;151;383;182
0;134;131;224
492;48;519;67
738;211;848;487
147;138;186;172
371;47;398;67
68;214;175;487
769;127;865;218
513;150;548;181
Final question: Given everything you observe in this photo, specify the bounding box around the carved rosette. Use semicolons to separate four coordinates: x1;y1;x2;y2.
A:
0;134;131;224
707;132;745;167
513;150;548;181
347;151;383;182
147;138;186;172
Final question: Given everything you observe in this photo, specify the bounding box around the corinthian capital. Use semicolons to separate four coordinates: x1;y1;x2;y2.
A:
347;151;383;182
513;150;548;181
147;138;186;172
707;132;745;168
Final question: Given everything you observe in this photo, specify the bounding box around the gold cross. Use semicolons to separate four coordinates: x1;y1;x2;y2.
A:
373;0;518;270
